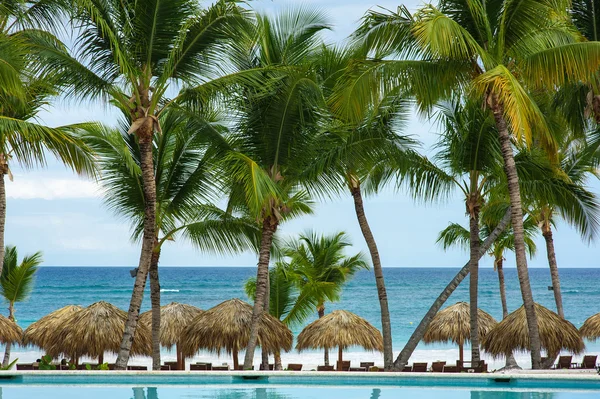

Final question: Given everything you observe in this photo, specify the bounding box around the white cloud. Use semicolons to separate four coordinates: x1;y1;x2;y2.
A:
6;177;102;200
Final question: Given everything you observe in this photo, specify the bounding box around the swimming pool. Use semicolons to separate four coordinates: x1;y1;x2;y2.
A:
0;372;599;398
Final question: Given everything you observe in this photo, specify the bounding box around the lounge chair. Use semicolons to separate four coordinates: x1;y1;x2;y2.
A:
259;363;274;370
555;356;573;369
236;365;255;370
579;355;598;369
211;365;229;371
16;364;35;370
164;361;179;370
317;365;334;371
160;365;171;371
127;365;147;371
287;363;302;371
190;363;212;371
336;360;350;371
349;367;366;371
360;362;374;370
460;360;487;373
411;362;427;372
431;361;446;372
442;365;459;373
401;365;412;372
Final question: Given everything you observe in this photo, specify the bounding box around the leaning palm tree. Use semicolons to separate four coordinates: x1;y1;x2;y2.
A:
220;8;329;369
353;0;600;369
45;0;257;368
0;246;42;366
283;231;369;366
86;109;259;369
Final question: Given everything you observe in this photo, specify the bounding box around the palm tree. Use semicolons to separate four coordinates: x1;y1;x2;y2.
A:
0;2;96;276
45;0;257;368
86;110;260;369
244;263;299;370
0;246;42;367
353;0;600;369
220;8;329;369
283;231;369;366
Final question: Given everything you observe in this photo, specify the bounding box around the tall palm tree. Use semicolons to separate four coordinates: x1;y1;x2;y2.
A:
86;110;259;369
283;231;369;366
353;0;600;368
221;8;329;369
0;245;42;366
0;2;96;276
44;0;256;368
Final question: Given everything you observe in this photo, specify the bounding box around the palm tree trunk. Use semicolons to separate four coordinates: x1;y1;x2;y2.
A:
0;172;6;277
393;207;512;370
115;123;157;370
318;306;329;366
542;222;564;318
261;271;270;370
233;348;239;370
350;183;393;370
2;302;13;367
468;203;481;363
274;350;282;371
149;241;161;370
496;258;509;319
243;215;278;369
491;97;542;369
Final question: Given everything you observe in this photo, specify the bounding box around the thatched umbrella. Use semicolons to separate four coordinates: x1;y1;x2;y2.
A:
423;301;497;362
482;303;584;357
139;302;203;369
23;305;83;358
0;314;22;345
180;298;292;369
580;313;600;341
59;301;152;363
296;310;383;367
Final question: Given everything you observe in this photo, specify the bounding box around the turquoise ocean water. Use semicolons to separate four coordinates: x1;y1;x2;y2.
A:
9;266;600;354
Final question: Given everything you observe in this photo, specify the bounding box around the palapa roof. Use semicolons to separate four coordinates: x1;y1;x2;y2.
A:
296;310;383;352
23;305;83;355
58;301;152;358
180;298;292;357
139;302;203;349
0;314;22;344
580;313;600;341
423;302;497;346
482;303;584;357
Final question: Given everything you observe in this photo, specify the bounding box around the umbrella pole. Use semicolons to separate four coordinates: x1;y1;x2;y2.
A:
338;347;343;369
177;344;182;370
98;353;104;365
459;343;464;363
233;348;239;370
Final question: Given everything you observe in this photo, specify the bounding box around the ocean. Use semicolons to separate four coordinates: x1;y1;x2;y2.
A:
6;266;600;368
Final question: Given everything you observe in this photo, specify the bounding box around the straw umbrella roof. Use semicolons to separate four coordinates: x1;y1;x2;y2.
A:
180;298;292;357
580;313;600;341
58;301;152;358
296;310;383;352
482;303;584;357
423;302;498;345
23;305;83;354
139;302;203;349
0;314;22;345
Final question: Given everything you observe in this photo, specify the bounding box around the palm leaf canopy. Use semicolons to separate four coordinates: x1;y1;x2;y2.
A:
579;312;600;341
482;303;584;357
244;262;297;323
179;298;292;357
57;301;152;358
139;302;203;349
22;305;83;354
0;314;22;344
296;310;383;352
0;245;42;304
423;302;497;346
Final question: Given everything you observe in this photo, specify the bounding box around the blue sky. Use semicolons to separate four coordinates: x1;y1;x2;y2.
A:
8;0;599;268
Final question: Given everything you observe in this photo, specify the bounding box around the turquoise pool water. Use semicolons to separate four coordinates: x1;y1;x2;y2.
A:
1;374;599;399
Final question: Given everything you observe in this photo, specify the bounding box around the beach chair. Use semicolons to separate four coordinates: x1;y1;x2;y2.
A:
411;362;428;372
360;362;374;370
317;365;334;371
349;367;366;371
236;365;255;370
555;356;573;369
259;363;274;370
287;364;302;371
160;365;171;371
190;363;212;371
431;361;446;372
211;366;229;371
401;365;412;372
442;365;459;373
16;364;35;370
578;355;598;369
164;361;179;370
127;365;147;371
336;360;350;371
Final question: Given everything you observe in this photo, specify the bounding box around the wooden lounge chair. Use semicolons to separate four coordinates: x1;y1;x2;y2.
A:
16;364;35;370
190;363;212;371
555;356;573;369
127;365;147;371
317;365;334;371
287;364;302;371
461;360;487;373
164;361;179;370
360;362;374;370
336;360;350;371
349;367;366;371
259;363;274;370
211;365;229;371
236;365;255;370
401;365;412;372
411;362;427;372
431;361;446;372
579;355;598;369
442;365;459;373
160;365;171;371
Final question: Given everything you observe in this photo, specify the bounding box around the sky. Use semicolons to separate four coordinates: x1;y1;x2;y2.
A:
8;0;599;268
